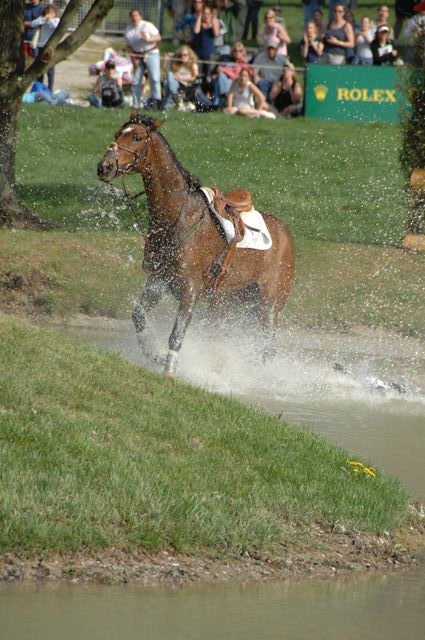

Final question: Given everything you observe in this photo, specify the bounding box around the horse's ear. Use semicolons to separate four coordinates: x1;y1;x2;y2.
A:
152;118;164;130
130;110;138;122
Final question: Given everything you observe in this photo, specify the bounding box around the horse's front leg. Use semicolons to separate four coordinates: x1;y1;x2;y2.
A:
132;275;167;361
164;289;197;376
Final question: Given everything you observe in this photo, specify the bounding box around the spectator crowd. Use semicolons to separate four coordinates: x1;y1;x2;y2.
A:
23;0;425;117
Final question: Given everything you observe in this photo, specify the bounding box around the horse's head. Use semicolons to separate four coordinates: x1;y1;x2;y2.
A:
97;112;163;182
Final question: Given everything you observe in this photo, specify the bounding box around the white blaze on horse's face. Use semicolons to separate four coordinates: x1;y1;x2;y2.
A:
122;127;135;134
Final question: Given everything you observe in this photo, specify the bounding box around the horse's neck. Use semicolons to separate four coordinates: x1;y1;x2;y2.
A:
141;134;193;228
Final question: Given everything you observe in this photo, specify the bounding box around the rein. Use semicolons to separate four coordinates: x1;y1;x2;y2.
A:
107;125;208;272
121;176;146;235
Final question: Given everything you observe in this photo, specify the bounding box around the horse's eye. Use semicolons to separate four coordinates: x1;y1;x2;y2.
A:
133;135;142;142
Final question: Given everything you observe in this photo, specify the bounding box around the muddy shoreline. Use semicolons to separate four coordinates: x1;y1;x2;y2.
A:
2;517;424;587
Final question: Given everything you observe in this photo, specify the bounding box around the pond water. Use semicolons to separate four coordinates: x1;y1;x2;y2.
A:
3;315;423;639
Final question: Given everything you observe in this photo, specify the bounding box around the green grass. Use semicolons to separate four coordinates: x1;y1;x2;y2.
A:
17;107;409;245
1;231;424;335
0;314;410;555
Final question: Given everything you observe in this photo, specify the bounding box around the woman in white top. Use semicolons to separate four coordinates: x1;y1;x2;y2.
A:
354;16;375;65
26;3;60;91
224;68;276;118
125;9;162;109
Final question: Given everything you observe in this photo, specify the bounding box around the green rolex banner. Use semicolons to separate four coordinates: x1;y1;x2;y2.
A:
305;64;403;122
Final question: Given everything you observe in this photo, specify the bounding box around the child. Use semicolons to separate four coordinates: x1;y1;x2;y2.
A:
26;4;60;91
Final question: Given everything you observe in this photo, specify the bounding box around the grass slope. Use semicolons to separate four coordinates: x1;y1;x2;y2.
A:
0;315;409;555
1;231;424;336
17;107;408;244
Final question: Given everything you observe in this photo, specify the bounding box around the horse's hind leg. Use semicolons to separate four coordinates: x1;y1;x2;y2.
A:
132;275;167;361
259;299;278;363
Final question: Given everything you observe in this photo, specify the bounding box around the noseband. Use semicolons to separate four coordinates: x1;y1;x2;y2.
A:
105;129;151;174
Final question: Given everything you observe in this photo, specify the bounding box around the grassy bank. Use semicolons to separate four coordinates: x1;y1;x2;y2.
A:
1;231;424;336
0;314;410;555
17;107;408;245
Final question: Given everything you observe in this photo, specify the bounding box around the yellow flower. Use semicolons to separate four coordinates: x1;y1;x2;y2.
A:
346;460;377;478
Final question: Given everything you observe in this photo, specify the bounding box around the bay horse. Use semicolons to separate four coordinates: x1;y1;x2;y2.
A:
97;113;294;375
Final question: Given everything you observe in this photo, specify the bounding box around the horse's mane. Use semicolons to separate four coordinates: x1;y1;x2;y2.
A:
126;115;202;193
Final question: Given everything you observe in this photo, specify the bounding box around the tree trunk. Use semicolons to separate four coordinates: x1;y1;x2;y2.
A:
0;0;114;229
0;92;53;229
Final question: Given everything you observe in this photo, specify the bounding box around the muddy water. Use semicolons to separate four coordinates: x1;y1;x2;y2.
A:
4;315;423;640
1;565;425;640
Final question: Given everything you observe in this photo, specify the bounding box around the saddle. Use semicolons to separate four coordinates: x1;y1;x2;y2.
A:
209;188;253;292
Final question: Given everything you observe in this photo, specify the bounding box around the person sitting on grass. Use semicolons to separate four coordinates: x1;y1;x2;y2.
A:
224;67;276;119
88;60;124;108
211;41;252;107
163;46;200;110
269;63;303;118
252;37;288;103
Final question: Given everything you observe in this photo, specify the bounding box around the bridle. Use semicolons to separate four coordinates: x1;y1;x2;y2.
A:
105;127;152;175
101;124;208;271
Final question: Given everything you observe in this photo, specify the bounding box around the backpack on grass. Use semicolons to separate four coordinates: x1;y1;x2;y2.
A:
101;78;123;107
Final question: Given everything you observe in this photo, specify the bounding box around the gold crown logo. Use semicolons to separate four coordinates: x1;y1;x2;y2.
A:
314;85;328;101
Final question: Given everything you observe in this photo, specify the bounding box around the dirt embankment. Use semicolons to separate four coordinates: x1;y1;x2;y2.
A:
1;513;424;587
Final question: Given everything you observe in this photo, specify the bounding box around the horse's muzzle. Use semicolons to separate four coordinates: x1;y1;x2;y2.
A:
97;158;116;182
97;147;119;182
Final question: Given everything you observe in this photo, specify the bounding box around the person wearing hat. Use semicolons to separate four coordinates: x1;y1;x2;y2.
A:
252;36;289;101
371;25;399;65
88;60;124;108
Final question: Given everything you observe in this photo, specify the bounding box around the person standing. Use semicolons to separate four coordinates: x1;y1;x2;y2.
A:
25;3;59;91
302;0;325;26
258;9;291;58
300;20;324;63
125;8;162;110
395;0;415;39
192;4;220;75
243;0;263;41
322;3;354;65
371;24;399;64
353;15;375;65
24;0;45;58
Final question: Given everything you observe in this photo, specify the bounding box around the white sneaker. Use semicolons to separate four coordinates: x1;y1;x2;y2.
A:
260;110;276;120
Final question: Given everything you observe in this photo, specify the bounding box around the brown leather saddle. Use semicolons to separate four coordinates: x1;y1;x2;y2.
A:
222;189;253;213
208;188;254;292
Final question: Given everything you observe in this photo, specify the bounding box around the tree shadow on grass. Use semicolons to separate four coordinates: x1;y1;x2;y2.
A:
16;182;147;231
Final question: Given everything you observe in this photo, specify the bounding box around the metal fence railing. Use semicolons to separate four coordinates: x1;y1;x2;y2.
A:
56;1;163;34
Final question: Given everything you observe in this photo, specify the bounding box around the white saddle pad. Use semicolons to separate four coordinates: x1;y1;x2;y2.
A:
201;187;272;251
